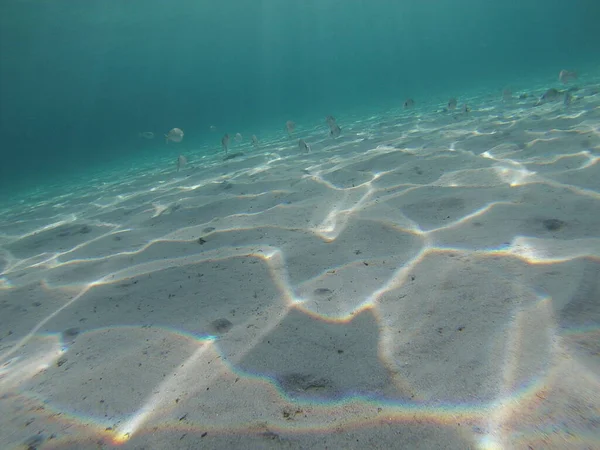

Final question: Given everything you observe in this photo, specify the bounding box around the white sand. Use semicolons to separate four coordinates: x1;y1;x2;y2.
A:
1;81;600;449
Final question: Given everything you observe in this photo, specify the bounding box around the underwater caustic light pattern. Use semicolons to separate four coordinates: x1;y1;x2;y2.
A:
1;77;600;449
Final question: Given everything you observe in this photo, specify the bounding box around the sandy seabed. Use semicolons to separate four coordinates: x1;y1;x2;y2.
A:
1;79;600;449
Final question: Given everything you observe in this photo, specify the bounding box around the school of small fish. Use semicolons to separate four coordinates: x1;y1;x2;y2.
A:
140;68;581;172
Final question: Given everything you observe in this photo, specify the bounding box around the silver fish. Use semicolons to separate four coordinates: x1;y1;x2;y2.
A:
559;69;577;84
298;139;310;153
165;128;184;143
286;120;295;137
326;116;341;138
329;124;341;138
221;134;230;154
177;154;187;172
540;88;560;103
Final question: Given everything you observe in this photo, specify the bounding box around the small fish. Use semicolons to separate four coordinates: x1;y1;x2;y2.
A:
235;132;243;143
563;91;572;106
558;69;577;84
251;135;259;148
502;88;512;102
165;128;184;144
325;116;341;137
221;134;229;154
462;104;470;114
540;88;560;103
329;124;341;138
403;98;415;108
138;131;155;139
298;139;310;153
209;125;217;132
286;120;295;137
447;98;457;110
177;154;187;172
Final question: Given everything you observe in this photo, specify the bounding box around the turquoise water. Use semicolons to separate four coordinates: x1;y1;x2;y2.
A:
1;0;599;199
2;3;600;448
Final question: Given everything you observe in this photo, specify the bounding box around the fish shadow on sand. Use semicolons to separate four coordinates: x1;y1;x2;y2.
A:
223;152;244;161
232;309;395;401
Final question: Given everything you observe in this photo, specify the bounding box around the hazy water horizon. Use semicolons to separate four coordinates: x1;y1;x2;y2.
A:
1;0;599;197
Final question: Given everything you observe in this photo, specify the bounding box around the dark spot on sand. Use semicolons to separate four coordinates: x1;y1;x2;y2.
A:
79;225;91;234
278;373;334;398
542;218;566;231
197;237;207;245
314;288;333;296
57;224;92;237
62;327;80;339
223;152;244;161
261;431;280;441
202;227;215;233
211;318;233;333
24;434;45;450
282;408;304;420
